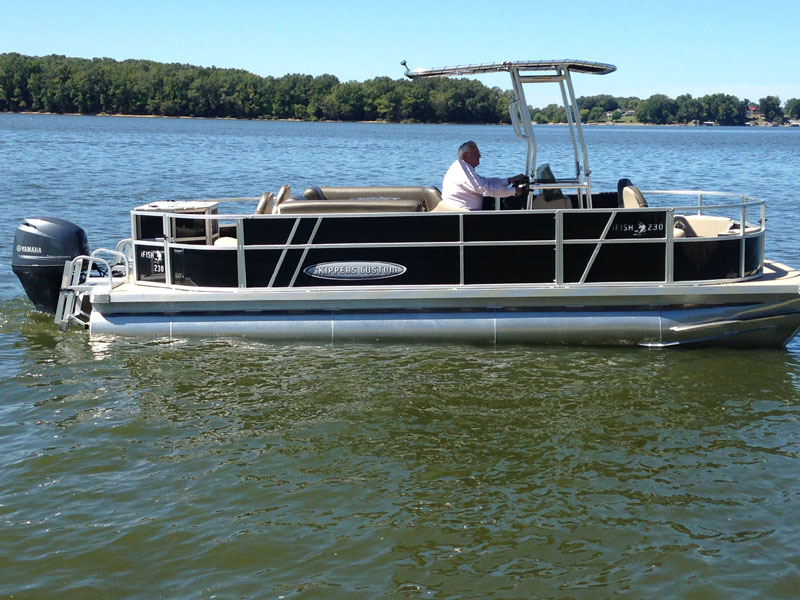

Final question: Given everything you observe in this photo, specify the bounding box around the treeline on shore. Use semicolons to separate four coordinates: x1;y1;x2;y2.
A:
0;53;513;123
570;93;799;126
2;53;799;125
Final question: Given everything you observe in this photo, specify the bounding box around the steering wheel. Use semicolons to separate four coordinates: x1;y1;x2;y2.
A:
497;180;529;210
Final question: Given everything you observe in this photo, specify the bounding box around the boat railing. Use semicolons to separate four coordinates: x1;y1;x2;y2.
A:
528;181;589;208
648;187;760;206
641;190;765;230
126;191;765;291
630;191;764;287
115;238;135;266
55;248;130;330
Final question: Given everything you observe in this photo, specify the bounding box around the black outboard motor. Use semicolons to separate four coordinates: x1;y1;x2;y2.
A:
12;217;89;314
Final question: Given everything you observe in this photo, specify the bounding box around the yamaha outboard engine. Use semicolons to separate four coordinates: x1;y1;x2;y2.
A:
12;217;89;314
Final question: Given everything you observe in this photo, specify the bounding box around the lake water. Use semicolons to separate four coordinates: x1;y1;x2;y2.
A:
1;114;800;599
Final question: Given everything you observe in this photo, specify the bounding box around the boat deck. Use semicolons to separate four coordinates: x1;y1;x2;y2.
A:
90;260;800;313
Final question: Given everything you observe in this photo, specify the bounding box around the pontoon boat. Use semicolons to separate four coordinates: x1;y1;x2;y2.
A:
12;60;800;347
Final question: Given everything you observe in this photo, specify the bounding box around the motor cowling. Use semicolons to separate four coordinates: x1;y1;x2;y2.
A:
12;217;89;314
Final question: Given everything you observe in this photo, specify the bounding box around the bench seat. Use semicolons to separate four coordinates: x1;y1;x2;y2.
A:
276;197;425;214
302;186;442;211
674;215;733;238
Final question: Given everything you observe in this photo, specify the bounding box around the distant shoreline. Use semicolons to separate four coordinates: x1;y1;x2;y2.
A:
4;54;798;127
4;110;798;128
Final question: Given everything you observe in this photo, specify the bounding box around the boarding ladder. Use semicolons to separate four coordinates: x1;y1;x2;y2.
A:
55;243;132;332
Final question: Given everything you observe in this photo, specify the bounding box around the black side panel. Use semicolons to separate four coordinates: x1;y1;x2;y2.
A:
674;237;763;281
135;246;167;283
243;218;298;245
171;248;238;287
564;211;667;240
312;215;460;244
246;249;296;287
564;212;611;240
565;242;665;282
243;214;461;245
463;212;555;241
464;245;556;284
744;236;762;277
136;214;165;240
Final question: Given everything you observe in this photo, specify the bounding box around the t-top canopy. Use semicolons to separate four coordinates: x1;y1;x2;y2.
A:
404;59;616;79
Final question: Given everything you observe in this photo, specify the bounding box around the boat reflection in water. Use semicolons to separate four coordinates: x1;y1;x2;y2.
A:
12;60;800;347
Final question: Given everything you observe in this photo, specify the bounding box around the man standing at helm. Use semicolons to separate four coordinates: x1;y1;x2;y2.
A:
437;141;527;211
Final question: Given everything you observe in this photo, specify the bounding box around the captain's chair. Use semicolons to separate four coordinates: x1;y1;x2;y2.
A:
617;178;648;208
531;163;571;209
622;186;647;208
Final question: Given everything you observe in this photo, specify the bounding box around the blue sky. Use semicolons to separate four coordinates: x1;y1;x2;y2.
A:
2;0;797;106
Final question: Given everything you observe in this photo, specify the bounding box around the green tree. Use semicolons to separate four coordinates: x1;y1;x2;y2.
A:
0;52;37;110
636;94;678;124
759;96;783;124
541;103;566;123
578;94;618;113
785;98;800;120
271;73;312;119
321;81;365;121
400;81;434;122
587;106;606;122
675;94;702;124
699;93;746;126
532;111;549;124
